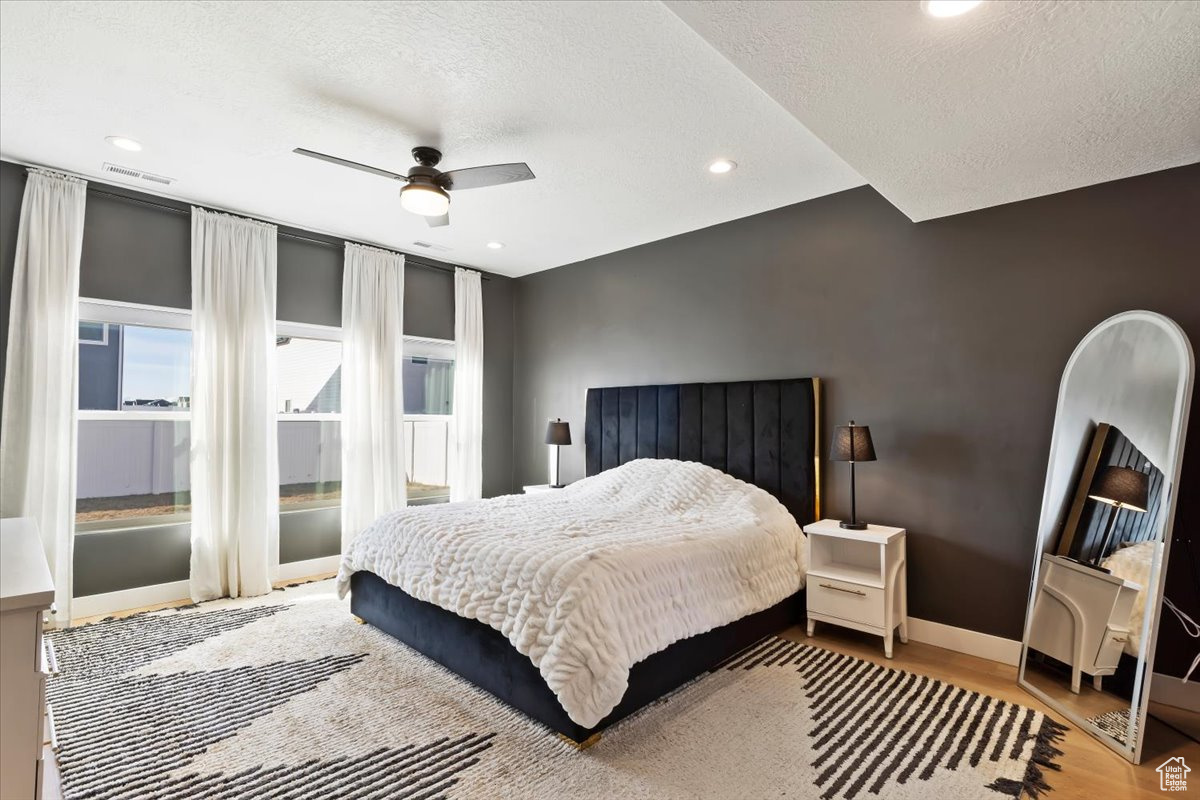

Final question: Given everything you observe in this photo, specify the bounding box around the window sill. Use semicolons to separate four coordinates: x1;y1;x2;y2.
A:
76;513;192;535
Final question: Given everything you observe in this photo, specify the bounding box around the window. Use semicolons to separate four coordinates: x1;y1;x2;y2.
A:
403;352;453;415
76;303;457;529
274;329;456;506
403;338;455;503
76;300;192;530
276;325;342;510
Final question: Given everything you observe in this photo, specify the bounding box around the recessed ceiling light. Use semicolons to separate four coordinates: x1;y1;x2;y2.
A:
920;0;984;18
105;136;143;152
708;159;737;174
486;241;505;250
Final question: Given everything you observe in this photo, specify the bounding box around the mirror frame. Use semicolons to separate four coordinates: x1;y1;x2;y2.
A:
1018;310;1194;764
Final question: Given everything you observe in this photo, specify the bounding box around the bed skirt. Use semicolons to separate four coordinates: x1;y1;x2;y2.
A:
350;570;804;743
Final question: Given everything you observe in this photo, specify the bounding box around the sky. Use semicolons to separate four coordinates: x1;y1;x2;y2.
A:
121;326;191;402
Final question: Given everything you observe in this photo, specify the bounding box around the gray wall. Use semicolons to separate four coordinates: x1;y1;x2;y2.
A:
0;161;515;595
512;164;1200;647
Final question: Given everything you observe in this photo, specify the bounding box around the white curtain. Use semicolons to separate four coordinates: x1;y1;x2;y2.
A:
449;267;483;502
341;243;406;550
189;208;278;602
0;169;86;624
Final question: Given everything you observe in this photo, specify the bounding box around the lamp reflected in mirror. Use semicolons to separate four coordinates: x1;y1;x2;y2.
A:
1085;466;1149;570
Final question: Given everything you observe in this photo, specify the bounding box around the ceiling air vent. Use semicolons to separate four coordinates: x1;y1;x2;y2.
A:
101;162;176;187
412;240;451;252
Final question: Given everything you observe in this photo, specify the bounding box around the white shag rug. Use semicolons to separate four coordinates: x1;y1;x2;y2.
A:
47;580;1066;800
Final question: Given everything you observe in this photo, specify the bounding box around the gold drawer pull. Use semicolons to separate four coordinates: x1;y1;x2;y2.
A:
819;583;866;597
1111;636;1127;643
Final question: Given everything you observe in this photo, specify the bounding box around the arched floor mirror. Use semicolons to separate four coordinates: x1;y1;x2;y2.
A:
1019;310;1194;763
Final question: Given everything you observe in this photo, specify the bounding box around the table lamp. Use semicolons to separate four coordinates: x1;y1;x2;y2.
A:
545;419;572;488
830;421;877;530
1087;465;1149;568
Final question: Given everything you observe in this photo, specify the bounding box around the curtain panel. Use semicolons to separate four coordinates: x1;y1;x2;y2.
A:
449;268;483;501
340;242;407;550
0;168;87;623
189;207;279;601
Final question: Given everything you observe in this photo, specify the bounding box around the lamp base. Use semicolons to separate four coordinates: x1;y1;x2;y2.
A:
839;520;868;531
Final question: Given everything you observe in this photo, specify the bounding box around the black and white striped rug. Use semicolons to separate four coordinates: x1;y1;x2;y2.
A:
47;581;1065;800
1086;708;1137;744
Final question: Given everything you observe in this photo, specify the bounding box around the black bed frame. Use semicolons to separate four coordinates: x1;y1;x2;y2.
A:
351;377;820;744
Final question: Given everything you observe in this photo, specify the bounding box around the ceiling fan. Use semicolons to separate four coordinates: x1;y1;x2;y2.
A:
293;145;534;227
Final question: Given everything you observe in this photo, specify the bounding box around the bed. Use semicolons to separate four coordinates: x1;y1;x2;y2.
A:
1101;540;1161;657
341;377;819;745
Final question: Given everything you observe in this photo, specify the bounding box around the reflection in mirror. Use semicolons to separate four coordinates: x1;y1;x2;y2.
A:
1019;311;1194;764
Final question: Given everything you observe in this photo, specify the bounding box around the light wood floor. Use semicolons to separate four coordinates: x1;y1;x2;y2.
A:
45;580;1199;800
1024;657;1132;719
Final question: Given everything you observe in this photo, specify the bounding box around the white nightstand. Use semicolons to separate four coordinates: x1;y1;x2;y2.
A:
802;519;908;658
1026;554;1141;694
522;484;561;494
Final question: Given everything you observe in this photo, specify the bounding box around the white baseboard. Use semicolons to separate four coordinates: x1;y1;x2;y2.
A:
70;556;339;622
1150;672;1200;712
906;617;1023;666
905;621;1199;704
71;579;192;621
276;555;340;582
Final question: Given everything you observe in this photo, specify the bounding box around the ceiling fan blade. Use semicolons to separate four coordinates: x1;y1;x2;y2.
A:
438;162;535;191
426;211;450;228
293;148;410;181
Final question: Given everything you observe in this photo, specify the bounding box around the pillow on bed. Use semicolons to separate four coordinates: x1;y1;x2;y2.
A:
1100;540;1161;657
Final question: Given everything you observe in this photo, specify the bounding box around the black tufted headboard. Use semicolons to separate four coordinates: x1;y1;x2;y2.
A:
584;378;820;525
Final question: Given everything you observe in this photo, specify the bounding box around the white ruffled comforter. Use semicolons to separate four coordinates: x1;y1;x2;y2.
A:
336;458;807;727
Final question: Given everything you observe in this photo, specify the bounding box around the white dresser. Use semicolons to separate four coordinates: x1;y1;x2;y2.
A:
1;517;56;800
803;519;908;658
1026;553;1140;693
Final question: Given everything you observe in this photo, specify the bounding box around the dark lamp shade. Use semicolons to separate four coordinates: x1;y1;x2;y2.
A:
1088;466;1149;513
544;419;572;446
829;422;876;462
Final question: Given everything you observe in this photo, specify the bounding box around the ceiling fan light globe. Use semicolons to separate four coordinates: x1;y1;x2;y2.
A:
400;183;450;217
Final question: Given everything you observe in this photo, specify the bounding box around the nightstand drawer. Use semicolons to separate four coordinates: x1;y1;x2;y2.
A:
808;577;885;628
1094;625;1130;671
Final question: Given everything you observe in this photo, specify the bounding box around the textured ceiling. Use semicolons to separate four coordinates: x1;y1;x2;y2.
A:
668;0;1200;221
2;3;1196;275
0;1;864;276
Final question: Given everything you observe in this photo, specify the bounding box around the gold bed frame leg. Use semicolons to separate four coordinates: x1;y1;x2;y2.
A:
556;731;602;751
352;615;366;625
